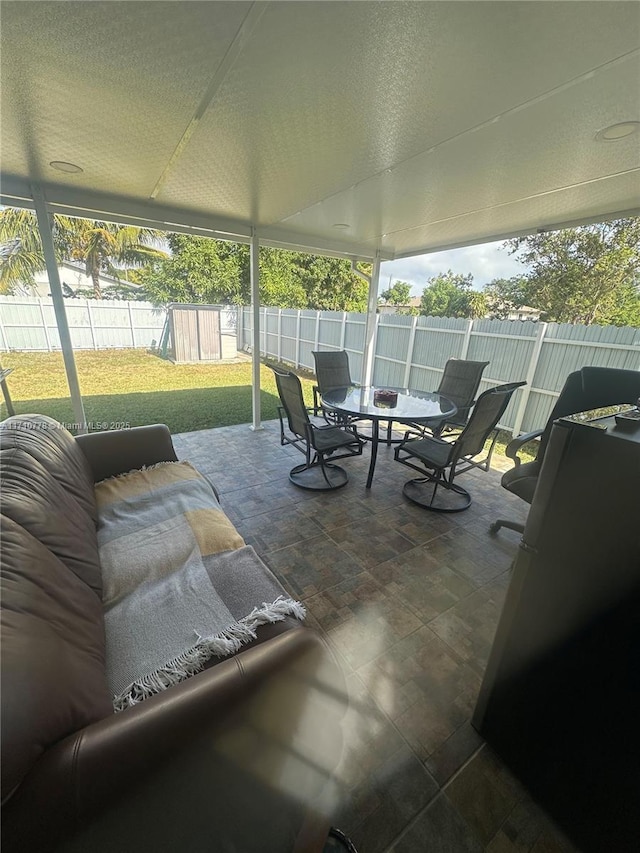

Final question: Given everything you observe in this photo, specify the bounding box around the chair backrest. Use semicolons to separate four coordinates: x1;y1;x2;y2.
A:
312;350;353;393
537;367;640;463
579;366;640;410
436;359;490;425
272;368;310;439
455;381;526;461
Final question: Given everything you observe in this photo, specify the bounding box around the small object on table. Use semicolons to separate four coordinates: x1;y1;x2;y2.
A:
373;389;398;408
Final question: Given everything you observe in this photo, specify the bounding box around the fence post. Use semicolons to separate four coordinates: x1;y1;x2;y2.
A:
460;319;473;359
277;308;282;363
86;300;97;350
236;305;242;351
262;307;267;356
127;301;136;347
39;298;53;351
295;311;301;368
0;303;8;351
314;310;320;355
340;311;347;350
512;322;548;436
402;315;418;388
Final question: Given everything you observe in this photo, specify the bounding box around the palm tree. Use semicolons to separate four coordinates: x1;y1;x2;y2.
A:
0;208;167;297
467;291;489;319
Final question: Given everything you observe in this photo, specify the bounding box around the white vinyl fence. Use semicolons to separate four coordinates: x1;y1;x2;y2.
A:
0;297;238;352
239;307;640;435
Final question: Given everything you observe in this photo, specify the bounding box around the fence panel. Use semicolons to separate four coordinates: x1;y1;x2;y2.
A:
468;319;537;383
0;296;167;351
317;312;344;349
239;305;639;436
9;294;636;437
374;315;413;387
280;310;299;365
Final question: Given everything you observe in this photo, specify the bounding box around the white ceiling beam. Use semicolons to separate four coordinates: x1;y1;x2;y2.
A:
0;175;394;260
0;177;252;239
150;3;267;200
257;226;393;262
393;206;640;261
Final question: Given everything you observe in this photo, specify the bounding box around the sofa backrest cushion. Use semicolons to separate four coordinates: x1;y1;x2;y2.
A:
0;515;112;802
0;415;97;524
1;446;103;595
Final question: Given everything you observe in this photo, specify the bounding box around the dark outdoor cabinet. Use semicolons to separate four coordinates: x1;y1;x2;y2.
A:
473;408;640;852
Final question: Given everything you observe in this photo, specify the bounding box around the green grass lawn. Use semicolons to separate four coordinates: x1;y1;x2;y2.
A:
0;349;537;462
0;350;317;434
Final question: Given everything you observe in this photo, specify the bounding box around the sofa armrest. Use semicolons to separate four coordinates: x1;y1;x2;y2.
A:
2;628;344;853
75;424;178;483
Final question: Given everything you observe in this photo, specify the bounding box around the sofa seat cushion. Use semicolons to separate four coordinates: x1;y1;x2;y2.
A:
96;461;245;609
0;515;112;801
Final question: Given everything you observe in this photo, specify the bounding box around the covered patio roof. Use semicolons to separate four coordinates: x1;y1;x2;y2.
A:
1;2;639;431
1;1;639;260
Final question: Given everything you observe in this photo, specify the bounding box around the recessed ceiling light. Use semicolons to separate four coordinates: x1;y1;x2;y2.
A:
332;223;350;230
595;121;640;142
49;160;83;173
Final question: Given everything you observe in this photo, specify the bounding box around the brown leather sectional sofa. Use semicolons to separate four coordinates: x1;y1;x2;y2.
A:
1;415;344;853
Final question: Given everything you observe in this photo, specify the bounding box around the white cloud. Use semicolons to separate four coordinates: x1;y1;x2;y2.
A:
380;240;528;296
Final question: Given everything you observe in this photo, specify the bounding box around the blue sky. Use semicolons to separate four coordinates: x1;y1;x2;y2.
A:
379;239;527;297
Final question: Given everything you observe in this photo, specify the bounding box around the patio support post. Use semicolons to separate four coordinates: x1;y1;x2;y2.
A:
32;186;87;433
250;228;263;431
361;252;381;387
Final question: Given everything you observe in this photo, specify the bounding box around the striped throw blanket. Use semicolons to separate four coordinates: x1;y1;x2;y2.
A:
96;461;305;711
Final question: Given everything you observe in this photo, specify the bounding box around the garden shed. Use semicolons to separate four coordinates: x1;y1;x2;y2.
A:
168;303;237;363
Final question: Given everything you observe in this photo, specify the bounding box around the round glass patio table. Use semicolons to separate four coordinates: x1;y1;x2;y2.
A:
320;386;457;489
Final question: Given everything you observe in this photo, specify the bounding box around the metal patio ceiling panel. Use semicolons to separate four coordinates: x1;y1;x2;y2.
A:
280;52;640;255
1;1;639;259
0;2;252;198
155;1;640;228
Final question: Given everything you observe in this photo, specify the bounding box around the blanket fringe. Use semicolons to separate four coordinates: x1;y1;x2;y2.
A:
112;595;306;712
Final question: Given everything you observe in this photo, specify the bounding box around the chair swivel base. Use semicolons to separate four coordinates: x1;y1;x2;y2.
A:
403;477;471;513
289;461;349;491
489;518;525;535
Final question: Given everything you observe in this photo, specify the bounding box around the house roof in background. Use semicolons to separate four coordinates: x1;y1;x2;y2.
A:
1;2;638;261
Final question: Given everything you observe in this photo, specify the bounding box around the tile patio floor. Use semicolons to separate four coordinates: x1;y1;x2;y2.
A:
172;421;577;853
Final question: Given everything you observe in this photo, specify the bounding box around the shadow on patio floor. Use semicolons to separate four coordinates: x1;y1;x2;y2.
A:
172;420;576;853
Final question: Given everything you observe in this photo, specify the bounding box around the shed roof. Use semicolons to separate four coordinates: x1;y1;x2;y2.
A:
1;2;638;259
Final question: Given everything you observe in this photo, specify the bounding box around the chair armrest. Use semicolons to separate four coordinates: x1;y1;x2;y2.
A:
75;424;178;482
505;428;543;464
312;384;322;416
400;426;429;443
2;629;342;853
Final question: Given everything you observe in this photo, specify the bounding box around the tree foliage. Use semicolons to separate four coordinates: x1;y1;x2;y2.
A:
483;276;530;319
503;219;640;325
139;234;370;311
419;271;484;318
0;208;167;297
379;280;411;306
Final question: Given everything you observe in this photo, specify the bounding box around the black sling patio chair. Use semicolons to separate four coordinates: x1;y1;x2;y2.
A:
395;381;526;512
272;367;364;491
490;366;640;535
414;358;490;438
312;350;358;423
312;350;406;445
